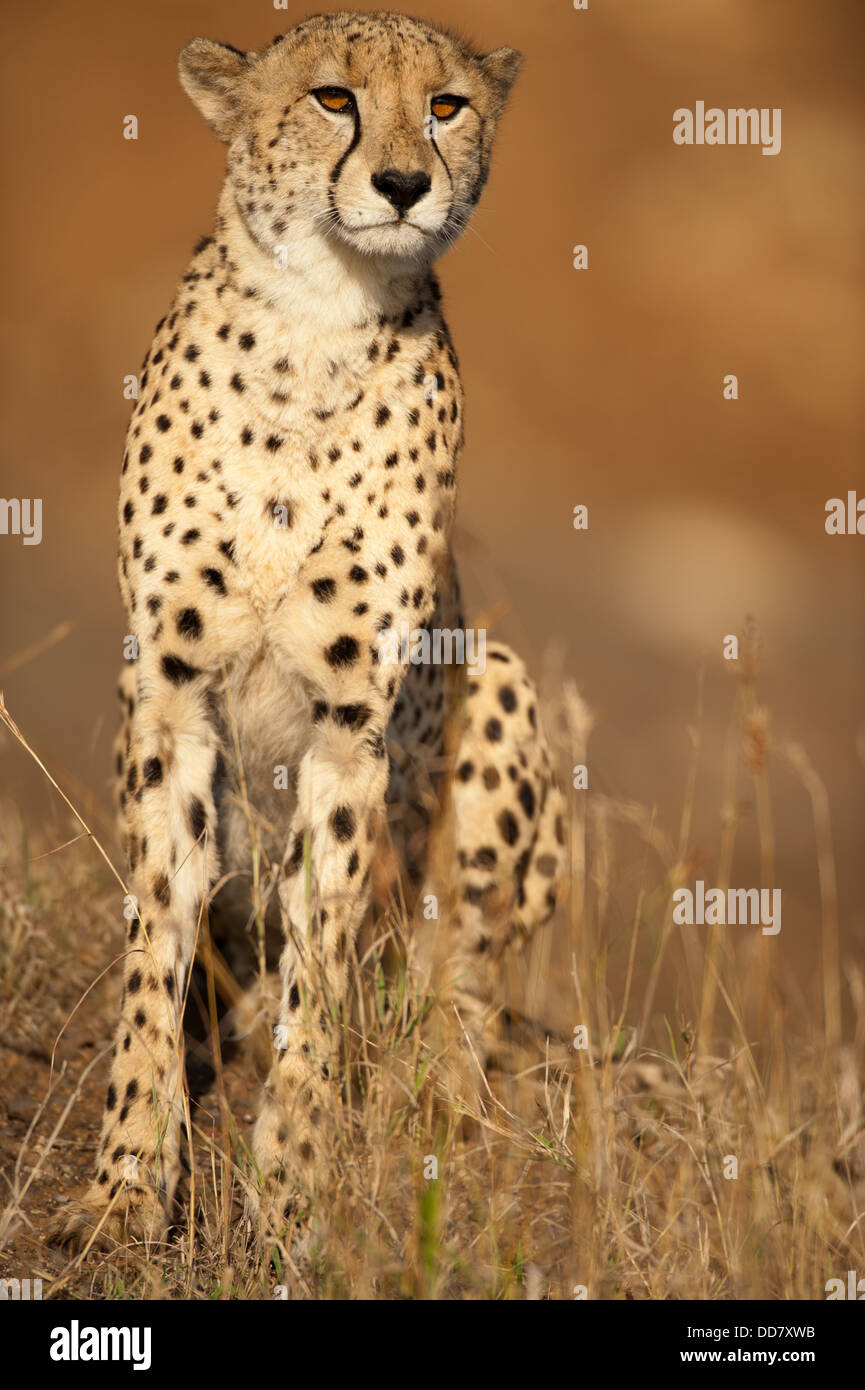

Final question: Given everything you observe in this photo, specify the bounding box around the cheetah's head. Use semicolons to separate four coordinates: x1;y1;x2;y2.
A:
179;11;520;266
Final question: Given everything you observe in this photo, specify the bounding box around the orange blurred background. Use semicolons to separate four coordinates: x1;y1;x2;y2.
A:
1;1;863;1013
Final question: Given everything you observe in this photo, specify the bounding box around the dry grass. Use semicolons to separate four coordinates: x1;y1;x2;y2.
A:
0;637;863;1301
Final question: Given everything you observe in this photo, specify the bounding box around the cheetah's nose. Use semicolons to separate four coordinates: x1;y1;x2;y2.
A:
370;169;431;215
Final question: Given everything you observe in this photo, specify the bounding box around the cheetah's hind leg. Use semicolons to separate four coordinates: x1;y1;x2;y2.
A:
419;640;568;1077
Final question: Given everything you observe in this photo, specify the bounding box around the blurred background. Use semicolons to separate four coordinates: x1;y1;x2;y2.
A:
1;0;863;1022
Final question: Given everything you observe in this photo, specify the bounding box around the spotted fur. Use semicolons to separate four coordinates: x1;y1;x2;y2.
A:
53;11;565;1250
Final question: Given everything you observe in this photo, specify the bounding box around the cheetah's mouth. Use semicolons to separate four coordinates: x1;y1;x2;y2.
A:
332;214;440;260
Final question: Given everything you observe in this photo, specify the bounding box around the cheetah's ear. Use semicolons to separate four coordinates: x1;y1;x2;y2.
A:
178;39;252;142
476;48;522;111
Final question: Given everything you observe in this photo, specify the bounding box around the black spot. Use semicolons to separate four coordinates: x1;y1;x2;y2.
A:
485;718;503;742
332;806;356;842
325;635;359;668
375;404;391;427
498;810;519;846
143;757;163;787
188;797;207;840
202;567;226;594
458;761;474;782
518;781;536;819
312;578;336;603
162;654;199;685
498;686;517;713
238;331;255;350
333;703;370;729
128;969;142;994
177;607;203;639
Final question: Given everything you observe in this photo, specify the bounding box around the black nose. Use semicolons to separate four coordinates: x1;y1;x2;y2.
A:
371;168;431;215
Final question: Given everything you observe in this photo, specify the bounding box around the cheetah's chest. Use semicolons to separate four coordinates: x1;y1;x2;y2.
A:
229;444;333;618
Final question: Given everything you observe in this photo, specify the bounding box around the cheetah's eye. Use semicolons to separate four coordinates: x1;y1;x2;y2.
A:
430;95;467;122
313;87;356;114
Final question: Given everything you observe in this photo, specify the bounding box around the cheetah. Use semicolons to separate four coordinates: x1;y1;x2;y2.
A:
54;10;566;1250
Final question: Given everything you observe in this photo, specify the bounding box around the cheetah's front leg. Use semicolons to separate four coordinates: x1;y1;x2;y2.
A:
250;542;436;1230
53;667;221;1250
252;701;391;1226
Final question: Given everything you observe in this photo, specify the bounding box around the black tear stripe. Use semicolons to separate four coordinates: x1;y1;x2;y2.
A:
429;136;454;228
430;135;453;187
328;105;363;221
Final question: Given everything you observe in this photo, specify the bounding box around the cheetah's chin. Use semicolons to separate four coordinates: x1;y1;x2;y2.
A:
337;220;435;261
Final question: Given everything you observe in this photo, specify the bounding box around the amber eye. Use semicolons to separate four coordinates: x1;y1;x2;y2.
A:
430;94;467;121
313;87;355;114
